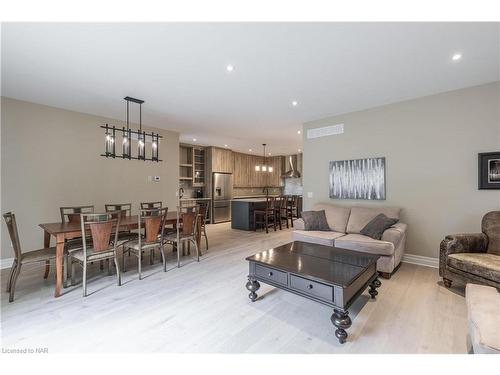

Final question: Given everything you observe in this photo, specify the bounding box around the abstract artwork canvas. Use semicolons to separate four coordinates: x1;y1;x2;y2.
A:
329;157;386;200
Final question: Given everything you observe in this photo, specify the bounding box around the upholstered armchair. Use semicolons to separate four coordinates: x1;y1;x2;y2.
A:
439;211;500;289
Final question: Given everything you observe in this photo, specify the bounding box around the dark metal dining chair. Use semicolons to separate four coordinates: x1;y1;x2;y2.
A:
123;208;169;278
164;206;200;268
105;203;136;243
3;212;57;302
59;205;95;286
69;212;121;297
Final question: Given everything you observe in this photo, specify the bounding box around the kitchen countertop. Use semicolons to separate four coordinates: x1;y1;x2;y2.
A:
233;195;280;199
232;198;270;202
179;197;211;201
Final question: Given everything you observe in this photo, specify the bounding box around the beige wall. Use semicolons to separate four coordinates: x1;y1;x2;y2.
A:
302;82;500;259
1;97;179;261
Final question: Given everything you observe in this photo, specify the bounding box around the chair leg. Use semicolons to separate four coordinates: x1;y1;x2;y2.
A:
203;227;208;251
253;212;257;231
63;255;68;288
71;259;76;287
6;261;17;293
265;214;268;234
273;214;276;231
160;245;167;272
9;263;21;303
114;255;121;287
138;251;142;280
43;260;50;279
107;258;112;276
122;249;127;272
193;240;200;262
83;262;88;297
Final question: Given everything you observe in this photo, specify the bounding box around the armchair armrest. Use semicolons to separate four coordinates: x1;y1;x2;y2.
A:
439;233;488;275
381;222;407;247
294;218;305;230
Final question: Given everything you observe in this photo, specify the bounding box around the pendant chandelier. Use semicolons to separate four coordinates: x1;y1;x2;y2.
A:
101;97;162;162
255;144;273;172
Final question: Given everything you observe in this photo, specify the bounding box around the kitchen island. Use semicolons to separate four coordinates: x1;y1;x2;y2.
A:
231;198;269;231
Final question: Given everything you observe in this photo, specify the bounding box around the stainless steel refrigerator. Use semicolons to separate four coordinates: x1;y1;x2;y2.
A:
212;172;233;223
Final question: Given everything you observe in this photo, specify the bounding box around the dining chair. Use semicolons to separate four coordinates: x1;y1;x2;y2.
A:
163;206;200;268
254;196;277;233
69;212;121;297
123;208;169;279
3;212;57;302
59;205;95;286
104;203;136;243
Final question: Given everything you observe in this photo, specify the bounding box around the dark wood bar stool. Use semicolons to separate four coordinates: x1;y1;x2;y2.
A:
275;196;289;230
254;196;277;233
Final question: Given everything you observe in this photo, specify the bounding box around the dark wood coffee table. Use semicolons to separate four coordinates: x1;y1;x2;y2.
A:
245;241;381;344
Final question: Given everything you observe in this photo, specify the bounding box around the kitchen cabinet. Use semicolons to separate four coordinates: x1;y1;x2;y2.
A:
233;153;282;188
208;147;233;173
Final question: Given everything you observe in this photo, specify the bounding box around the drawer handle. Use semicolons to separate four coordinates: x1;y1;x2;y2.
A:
307;284;313;290
268;271;273;277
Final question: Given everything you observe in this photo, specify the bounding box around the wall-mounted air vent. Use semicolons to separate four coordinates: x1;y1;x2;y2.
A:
307;123;344;139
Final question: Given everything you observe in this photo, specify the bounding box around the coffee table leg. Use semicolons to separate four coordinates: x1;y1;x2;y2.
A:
331;309;352;344
368;278;381;299
245;277;260;302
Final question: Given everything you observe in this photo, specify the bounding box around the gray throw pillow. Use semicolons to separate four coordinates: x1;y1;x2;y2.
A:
360;213;399;240
301;210;331;231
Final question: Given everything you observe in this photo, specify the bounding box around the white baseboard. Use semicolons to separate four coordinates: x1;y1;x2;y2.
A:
0;257;14;270
402;253;439;268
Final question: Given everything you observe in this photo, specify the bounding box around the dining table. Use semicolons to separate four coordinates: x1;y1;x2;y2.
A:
39;211;200;298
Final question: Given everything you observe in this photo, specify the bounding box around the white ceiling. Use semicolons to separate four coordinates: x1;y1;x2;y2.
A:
2;23;499;155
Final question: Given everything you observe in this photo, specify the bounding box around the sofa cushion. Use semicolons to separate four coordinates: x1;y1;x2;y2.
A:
346;206;401;234
292;230;345;247
465;283;500;354
360;214;399;240
312;203;351;233
334;233;395;256
301;210;330;231
447;253;500;283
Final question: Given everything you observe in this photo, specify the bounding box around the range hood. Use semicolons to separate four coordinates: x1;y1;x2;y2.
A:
281;154;301;178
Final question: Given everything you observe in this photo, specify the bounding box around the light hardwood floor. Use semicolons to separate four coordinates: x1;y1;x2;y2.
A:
1;223;468;353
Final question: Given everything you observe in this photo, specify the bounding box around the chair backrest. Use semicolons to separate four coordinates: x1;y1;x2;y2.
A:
140;201;162;210
482;211;500;255
139;207;168;246
181;206;200;237
3;212;22;261
80;213;120;254
275;196;286;210
60;205;94;224
105;203;132;219
265;196;276;210
197;201;209;225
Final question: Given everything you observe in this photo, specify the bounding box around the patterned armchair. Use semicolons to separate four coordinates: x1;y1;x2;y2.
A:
439;211;500;289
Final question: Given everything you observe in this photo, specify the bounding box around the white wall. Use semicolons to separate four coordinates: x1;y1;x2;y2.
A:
302;82;500;259
1;98;179;260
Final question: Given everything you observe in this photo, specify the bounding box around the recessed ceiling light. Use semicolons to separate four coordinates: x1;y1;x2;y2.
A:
292;100;298;106
268;152;272;156
452;53;462;61
297;130;301;135
224;144;228;148
226;64;235;72
249;149;252;152
298;149;302;153
193;138;197;142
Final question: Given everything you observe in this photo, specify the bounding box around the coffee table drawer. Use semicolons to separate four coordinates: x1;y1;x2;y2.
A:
290;274;333;302
255;264;288;286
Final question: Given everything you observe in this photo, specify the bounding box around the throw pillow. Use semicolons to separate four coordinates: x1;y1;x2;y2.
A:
301;210;331;231
360;213;399;240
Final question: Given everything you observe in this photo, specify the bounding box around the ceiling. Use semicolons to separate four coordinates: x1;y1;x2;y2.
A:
2;23;499;155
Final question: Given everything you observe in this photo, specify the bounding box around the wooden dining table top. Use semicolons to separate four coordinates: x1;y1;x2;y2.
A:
39;212;180;235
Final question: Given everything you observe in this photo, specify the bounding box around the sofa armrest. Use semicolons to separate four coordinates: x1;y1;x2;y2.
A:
439;233;488;276
294;218;305;230
381;222;407;246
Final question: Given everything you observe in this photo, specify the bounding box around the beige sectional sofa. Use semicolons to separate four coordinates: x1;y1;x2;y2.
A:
293;203;407;278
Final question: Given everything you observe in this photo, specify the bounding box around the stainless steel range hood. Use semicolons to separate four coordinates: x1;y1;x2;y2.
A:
281;154;301;178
